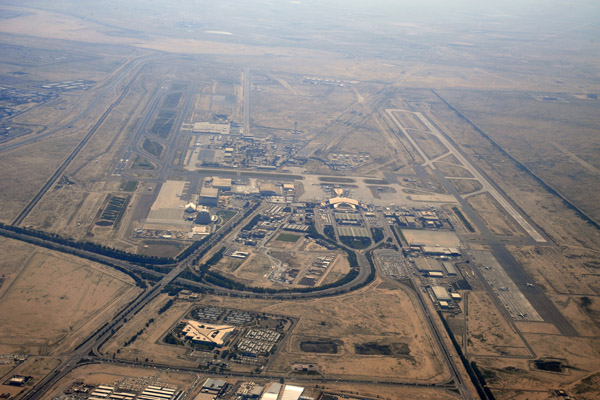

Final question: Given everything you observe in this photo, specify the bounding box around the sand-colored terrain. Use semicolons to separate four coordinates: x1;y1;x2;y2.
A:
0;237;141;355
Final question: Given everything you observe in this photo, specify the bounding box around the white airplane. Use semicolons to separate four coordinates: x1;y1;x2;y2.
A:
518;312;528;318
526;283;535;288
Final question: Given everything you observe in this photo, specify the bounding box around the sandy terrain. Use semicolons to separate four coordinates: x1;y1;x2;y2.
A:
0;238;140;355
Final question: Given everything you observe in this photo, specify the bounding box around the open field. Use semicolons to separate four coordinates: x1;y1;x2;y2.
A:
0;238;140;355
436;89;600;224
462;291;529;357
263;282;448;381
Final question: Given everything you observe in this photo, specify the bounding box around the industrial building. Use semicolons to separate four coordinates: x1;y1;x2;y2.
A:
190;122;230;135
200;378;227;394
280;385;304;400
422;246;461;256
432;286;451;302
199;187;219;206
259;182;277;196
260;383;282;400
212;177;232;190
443;261;458;276
414;258;444;274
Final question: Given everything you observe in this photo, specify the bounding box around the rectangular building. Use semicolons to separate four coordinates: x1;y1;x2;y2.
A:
199;187;219;206
432;286;451;301
414;258;444;273
443;262;458;276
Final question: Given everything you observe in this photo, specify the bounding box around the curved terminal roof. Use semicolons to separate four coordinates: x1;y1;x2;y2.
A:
327;197;359;208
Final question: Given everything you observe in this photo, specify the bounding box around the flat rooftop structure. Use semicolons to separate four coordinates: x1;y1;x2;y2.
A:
423;246;461;256
443;261;459;276
190;122;230;135
183;320;235;346
260;383;282;400
334;211;360;221
201;378;227;393
414;257;444;273
401;229;460;248
280;385;304;400
432;286;451;301
200;187;219;198
259;182;277;194
212;177;232;190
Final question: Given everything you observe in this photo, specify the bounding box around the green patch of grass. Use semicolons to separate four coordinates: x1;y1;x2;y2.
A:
276;233;300;242
163;92;182;108
120;180;138;192
142;138;164;158
131;155;155;170
318;176;355;183
364;178;389;185
340;236;371;249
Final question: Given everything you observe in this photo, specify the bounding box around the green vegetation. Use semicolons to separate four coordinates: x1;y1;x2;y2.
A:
300;341;339;354
354;342;392;355
120;180;138;192
142;138;164;158
364;178;389;185
131;155;155;170
163;92;182;108
318;176;355;183
534;359;564;372
339;236;372;249
151;110;177;139
275;233;300;242
241;214;261;231
579;296;593;311
158;298;175;315
216;209;237;223
323;225;335;240
371;227;384;243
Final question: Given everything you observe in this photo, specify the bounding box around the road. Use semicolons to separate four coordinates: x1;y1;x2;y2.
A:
10;200;377;399
12;62;146;225
384;107;577;336
0;54;154;154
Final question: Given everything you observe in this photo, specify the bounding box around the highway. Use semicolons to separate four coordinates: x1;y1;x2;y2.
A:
12;62;146;225
8;202;377;399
